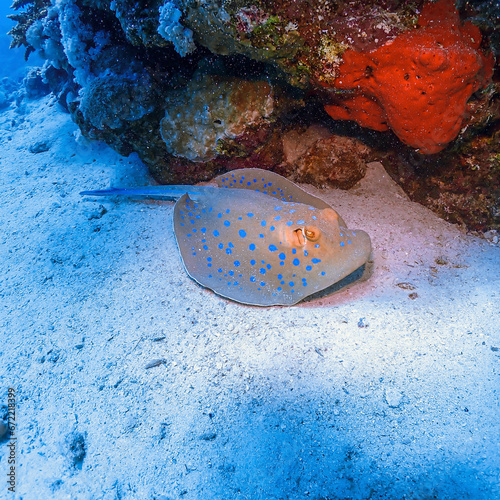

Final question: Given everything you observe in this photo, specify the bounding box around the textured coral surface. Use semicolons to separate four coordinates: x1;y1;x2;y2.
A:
160;72;277;162
6;0;500;230
323;0;495;154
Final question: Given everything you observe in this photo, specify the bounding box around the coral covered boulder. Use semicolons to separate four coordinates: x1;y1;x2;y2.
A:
160;72;283;163
322;0;495;154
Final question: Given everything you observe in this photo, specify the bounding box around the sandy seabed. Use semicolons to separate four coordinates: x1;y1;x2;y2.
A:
1;95;499;499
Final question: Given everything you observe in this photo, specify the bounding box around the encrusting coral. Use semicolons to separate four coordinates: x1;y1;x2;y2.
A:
160;72;281;163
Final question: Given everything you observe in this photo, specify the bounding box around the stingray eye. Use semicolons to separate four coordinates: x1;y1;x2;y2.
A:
304;226;321;242
293;228;306;246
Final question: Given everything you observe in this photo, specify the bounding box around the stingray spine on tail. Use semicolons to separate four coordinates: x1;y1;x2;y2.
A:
81;168;371;306
79;185;216;202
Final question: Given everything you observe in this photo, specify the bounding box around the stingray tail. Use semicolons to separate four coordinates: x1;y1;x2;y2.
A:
80;185;214;201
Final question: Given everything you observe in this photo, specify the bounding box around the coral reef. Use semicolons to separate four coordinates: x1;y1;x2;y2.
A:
8;0;51;60
322;0;495;154
6;0;500;229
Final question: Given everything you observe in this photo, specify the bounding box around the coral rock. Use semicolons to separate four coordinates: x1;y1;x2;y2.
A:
323;0;495;154
160;73;279;163
292;131;371;189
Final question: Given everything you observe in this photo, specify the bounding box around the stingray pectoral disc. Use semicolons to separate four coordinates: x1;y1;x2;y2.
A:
173;189;371;306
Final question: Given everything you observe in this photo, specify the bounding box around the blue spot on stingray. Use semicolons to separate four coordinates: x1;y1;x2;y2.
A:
247;213;254;217
340;241;345;247
247;182;252;186
234;260;240;267
312;215;317;220
292;249;296;254
239;229;247;238
267;264;271;270
260;281;266;287
203;245;208;250
289;209;296;214
224;220;231;227
226;209;230;213
228;242;234;248
347;240;352;244
277;287;282;291
249;243;256;251
274;215;281;221
201;227;206;233
293;258;300;266
279;261;285;266
304;250;308;256
190;220;195;224
218;243;223;249
238;217;242;221
250;277;256;282
312;258;321;264
352;232;357;236
269;245;277;252
207;257;212;262
226;248;232;255
340;233;344;237
213;230;219;237
289;281;295;287
260;268;266;275
218;268;223;273
187;234;191;237
274;206;282;211
218;213;222;218
321;271;326;276
270;226;275;232
229;270;234;276
286;221;293;226
315;244;320;248
192;228;197;233
279;253;286;260
297;220;305;224
259;234;264;238
278;274;283;280
250;259;256;265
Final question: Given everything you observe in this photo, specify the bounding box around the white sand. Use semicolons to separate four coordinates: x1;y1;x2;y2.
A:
1;95;499;499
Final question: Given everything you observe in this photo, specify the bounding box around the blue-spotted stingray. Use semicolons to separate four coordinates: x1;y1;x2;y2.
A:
81;168;371;306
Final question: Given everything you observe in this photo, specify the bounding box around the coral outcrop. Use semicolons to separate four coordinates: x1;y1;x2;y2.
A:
6;0;500;230
322;0;495;154
160;72;280;163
